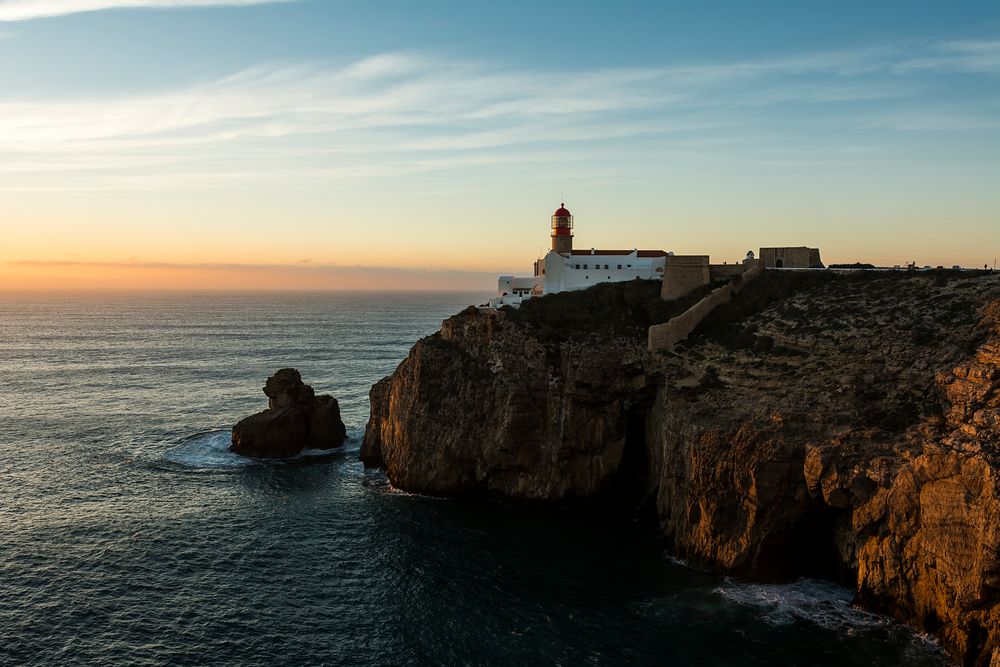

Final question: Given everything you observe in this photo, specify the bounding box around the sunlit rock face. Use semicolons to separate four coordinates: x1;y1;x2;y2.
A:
851;315;1000;667
648;274;1000;666
363;271;1000;665
232;368;346;459
647;274;1000;664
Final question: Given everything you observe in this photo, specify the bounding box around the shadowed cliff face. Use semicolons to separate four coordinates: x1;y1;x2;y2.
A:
362;306;651;499
363;271;1000;665
362;280;703;499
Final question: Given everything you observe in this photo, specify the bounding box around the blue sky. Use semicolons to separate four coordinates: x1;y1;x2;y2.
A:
1;0;998;288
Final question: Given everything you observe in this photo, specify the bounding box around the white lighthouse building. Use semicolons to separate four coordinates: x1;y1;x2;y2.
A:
490;204;672;308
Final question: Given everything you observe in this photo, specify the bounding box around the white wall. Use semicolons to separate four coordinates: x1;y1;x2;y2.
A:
492;249;668;309
542;250;665;293
493;275;542;307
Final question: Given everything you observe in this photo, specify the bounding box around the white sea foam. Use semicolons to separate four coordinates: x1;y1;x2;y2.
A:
384;483;447;499
716;578;888;632
163;430;355;468
662;553;712;572
298;447;332;457
163;430;253;468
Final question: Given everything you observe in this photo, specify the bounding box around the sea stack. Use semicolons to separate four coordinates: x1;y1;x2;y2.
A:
231;368;346;458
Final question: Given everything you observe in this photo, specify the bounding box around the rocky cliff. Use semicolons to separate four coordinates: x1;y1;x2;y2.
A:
362;280;704;498
363;270;1000;665
648;272;1000;665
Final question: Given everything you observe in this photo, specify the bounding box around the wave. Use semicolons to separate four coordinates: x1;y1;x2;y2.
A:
358;468;450;500
162;429;355;469
383;482;449;500
716;578;951;663
163;430;254;469
716;578;887;632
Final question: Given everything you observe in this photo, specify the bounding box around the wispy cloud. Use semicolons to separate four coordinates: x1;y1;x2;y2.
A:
0;0;291;22
894;39;1000;74
0;53;716;191
0;42;997;193
862;108;1000;131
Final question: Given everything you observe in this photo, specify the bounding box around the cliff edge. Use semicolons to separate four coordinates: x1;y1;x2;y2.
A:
362;279;706;498
648;272;1000;665
363;271;1000;665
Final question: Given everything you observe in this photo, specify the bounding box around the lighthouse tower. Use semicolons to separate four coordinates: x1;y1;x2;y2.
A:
551;203;574;253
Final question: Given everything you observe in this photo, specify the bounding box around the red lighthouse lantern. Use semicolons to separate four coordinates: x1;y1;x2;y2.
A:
551;203;574;253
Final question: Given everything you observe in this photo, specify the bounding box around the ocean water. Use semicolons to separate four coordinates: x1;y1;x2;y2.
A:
0;291;950;666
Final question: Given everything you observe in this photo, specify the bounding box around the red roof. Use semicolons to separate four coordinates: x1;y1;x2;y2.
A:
553;204;571;217
568;249;668;257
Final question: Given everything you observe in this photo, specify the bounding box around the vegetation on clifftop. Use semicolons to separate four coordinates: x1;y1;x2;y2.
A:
502;277;719;343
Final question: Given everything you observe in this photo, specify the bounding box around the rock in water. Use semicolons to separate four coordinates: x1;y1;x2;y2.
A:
231;368;346;458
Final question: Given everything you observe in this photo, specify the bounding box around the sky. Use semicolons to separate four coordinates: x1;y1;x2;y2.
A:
0;0;998;290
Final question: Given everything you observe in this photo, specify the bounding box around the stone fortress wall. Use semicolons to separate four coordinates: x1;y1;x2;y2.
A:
759;246;823;269
648;264;763;352
660;255;711;301
649;246;819;352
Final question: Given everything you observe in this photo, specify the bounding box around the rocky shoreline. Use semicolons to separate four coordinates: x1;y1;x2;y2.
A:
362;271;1000;666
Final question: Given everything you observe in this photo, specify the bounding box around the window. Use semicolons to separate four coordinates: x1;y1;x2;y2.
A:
575;264;580;269
604;264;609;269
583;264;588;269
617;264;622;270
627;264;632;268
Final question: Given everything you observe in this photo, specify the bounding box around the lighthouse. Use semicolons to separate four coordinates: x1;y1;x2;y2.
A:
489;203;672;308
551;203;574;253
